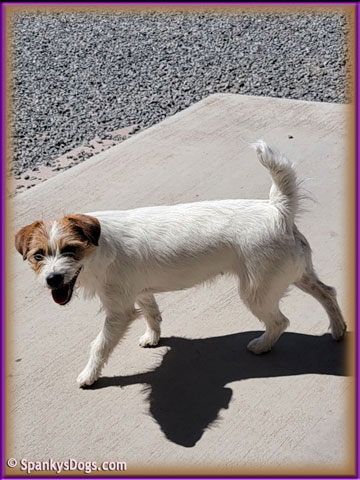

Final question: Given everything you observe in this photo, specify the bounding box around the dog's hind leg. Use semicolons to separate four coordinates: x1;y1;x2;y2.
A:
294;272;346;340
291;226;346;340
137;294;162;347
245;302;290;354
239;274;291;354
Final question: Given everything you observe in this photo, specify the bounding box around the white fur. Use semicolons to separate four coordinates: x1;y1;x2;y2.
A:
49;221;60;251
39;141;347;386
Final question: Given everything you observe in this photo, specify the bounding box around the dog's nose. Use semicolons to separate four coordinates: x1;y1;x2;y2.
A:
46;273;63;288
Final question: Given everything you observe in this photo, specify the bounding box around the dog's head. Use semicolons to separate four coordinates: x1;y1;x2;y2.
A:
15;214;101;306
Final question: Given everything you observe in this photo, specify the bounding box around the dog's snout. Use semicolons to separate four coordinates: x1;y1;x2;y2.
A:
46;273;64;288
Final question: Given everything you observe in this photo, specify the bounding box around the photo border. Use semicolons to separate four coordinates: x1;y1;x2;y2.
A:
1;2;358;479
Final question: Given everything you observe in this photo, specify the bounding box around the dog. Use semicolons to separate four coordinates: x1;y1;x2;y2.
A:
15;140;346;387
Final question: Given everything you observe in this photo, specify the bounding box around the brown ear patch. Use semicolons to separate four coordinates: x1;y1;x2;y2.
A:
15;221;46;260
60;214;101;246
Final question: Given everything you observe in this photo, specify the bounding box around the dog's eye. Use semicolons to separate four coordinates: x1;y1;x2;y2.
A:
33;250;44;261
61;245;78;256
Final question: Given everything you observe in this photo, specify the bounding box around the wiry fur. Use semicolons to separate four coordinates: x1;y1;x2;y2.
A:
15;140;346;386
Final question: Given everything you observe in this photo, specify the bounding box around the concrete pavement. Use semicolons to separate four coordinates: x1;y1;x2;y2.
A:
7;94;355;476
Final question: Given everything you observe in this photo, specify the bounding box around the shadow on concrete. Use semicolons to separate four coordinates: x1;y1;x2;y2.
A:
87;331;350;448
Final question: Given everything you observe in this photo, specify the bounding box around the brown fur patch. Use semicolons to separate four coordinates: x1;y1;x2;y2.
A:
58;214;101;257
26;222;52;274
61;214;101;246
15;221;47;259
15;220;49;273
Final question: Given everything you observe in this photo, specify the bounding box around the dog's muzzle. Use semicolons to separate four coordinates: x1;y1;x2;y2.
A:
48;268;81;306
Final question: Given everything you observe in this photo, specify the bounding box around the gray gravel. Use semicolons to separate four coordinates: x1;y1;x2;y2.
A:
11;9;350;176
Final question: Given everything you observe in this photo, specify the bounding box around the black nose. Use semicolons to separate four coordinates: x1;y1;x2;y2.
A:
46;273;63;288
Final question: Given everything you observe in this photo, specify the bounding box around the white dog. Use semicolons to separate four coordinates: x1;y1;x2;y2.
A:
15;141;346;386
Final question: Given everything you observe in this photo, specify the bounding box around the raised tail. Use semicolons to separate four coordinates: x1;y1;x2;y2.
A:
251;140;299;221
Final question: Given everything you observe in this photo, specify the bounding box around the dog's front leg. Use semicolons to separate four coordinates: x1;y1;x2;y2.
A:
137;294;162;347
77;312;134;387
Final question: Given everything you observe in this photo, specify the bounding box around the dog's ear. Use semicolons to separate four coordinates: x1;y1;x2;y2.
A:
66;214;101;246
15;221;44;260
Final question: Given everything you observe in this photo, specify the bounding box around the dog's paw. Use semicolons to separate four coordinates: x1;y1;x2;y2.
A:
247;337;271;354
331;320;347;341
139;330;160;348
77;367;99;387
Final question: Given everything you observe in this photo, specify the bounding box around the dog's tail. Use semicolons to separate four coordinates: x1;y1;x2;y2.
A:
251;140;299;220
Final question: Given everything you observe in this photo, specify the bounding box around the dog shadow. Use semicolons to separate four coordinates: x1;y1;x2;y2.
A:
87;331;350;448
